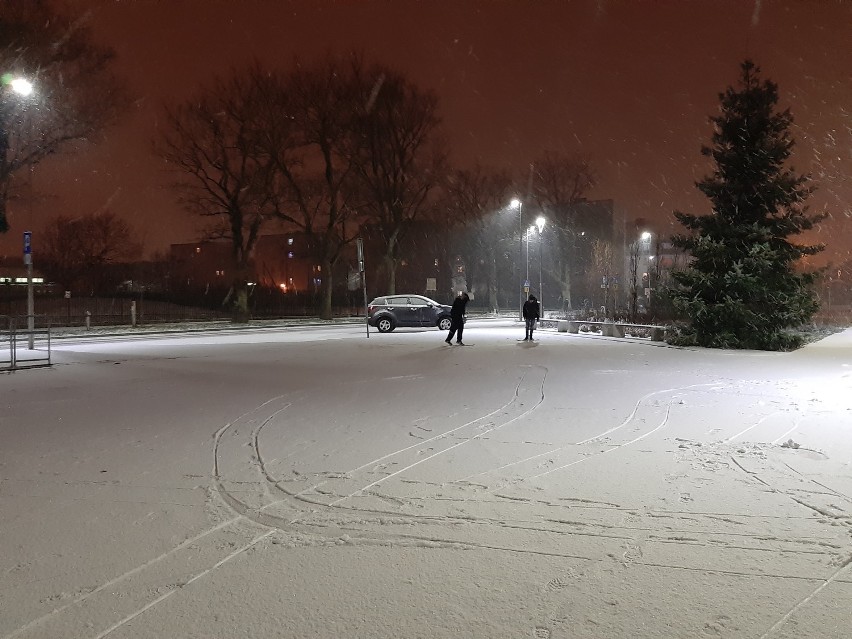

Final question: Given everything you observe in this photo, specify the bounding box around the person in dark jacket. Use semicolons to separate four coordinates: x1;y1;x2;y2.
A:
445;292;469;345
522;294;540;340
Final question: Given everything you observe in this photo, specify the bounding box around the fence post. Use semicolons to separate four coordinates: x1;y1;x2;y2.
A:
85;310;91;331
9;316;16;369
131;300;137;327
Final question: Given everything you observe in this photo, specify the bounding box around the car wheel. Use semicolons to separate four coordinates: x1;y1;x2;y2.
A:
376;317;395;333
438;317;452;331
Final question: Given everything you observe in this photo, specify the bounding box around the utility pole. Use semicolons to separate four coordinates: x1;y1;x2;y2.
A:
23;231;34;348
357;237;369;338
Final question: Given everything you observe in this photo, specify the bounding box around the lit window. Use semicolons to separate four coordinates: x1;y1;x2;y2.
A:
195;247;201;254
287;238;294;245
434;259;439;267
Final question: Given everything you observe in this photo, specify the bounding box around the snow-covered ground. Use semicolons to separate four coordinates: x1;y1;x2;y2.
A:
1;320;850;639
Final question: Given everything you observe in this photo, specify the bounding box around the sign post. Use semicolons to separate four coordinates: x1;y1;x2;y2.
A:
23;231;34;349
357;238;369;337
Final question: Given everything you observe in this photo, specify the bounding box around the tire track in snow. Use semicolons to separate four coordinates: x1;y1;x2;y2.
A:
726;445;852;637
757;554;852;639
3;396;300;639
2;396;295;639
90;530;275;639
526;399;677;481
207;382;850;613
457;383;723;484
316;365;547;507
725;409;786;442
1;518;249;639
211;366;555;531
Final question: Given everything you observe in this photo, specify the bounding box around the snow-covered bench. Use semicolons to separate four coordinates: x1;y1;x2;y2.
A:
556;320;667;341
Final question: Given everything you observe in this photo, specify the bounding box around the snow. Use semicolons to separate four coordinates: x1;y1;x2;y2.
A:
2;319;851;638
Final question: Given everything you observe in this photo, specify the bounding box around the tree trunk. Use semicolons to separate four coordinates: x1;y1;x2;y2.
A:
553;254;573;311
488;251;498;312
383;253;397;295
231;274;250;323
628;243;639;321
553;232;574;312
319;257;334;320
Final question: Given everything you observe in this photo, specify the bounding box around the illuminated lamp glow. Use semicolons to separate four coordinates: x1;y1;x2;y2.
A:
11;78;33;96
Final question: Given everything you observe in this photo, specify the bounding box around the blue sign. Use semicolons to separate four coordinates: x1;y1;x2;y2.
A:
23;231;32;254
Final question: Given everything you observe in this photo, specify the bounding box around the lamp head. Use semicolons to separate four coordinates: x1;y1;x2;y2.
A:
2;74;34;96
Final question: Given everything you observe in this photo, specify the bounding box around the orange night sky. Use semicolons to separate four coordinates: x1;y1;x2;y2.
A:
2;0;850;265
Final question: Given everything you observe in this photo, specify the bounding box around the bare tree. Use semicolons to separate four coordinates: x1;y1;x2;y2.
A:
261;56;362;320
530;151;595;310
40;210;142;292
443;165;513;309
349;63;446;294
0;0;128;232
158;66;275;322
587;239;615;318
627;239;641;320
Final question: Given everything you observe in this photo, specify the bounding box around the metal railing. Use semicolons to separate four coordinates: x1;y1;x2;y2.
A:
0;315;52;371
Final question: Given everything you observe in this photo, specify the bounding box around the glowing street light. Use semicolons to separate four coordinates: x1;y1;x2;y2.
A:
11;78;33;97
1;73;34;96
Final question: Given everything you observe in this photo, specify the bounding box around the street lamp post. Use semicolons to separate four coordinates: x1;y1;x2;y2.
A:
511;198;523;320
535;216;545;312
524;224;538;311
1;74;35;348
640;231;652;311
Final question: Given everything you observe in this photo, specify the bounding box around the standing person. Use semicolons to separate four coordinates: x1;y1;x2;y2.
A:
523;294;540;341
445;292;469;345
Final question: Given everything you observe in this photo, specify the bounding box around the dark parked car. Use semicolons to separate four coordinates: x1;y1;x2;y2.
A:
368;295;453;333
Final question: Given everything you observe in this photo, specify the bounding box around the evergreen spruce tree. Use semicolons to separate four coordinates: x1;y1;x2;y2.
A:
669;60;825;350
